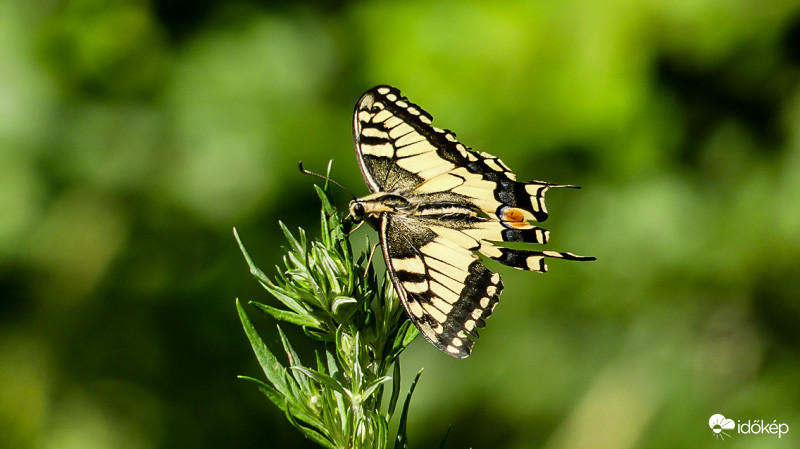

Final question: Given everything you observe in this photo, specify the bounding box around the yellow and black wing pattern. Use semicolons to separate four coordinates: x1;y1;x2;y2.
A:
350;85;594;358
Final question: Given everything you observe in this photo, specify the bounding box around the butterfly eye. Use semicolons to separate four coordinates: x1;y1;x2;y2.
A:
352;203;365;217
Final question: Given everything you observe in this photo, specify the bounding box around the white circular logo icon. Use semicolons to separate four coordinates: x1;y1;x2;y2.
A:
709;414;735;440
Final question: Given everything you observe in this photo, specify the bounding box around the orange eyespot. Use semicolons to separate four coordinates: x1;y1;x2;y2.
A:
501;207;528;228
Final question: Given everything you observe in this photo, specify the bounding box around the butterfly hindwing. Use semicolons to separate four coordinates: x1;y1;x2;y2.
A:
380;214;502;358
351;85;595;358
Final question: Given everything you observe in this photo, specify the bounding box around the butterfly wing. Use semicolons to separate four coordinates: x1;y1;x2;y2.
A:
353;85;594;358
354;85;563;221
379;209;591;358
380;213;502;358
353;85;468;193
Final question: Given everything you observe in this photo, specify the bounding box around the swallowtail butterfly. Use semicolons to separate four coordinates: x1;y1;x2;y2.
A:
349;86;594;358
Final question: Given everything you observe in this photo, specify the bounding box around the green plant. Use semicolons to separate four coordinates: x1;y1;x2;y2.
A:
235;176;426;449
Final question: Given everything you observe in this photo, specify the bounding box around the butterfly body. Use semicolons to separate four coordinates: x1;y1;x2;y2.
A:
350;86;594;358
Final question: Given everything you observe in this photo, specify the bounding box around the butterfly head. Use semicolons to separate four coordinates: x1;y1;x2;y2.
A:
349;201;367;219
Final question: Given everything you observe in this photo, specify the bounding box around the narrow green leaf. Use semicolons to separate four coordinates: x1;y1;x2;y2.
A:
236;298;289;397
315;249;342;294
436;425;452;449
303;327;334;342
314;350;325;373
349;331;364;393
342;407;354;447
233;228;270;285
284;395;327;432
280;364;310;412
372;411;390;449
394;369;423;449
237;377;294;419
237;375;272;390
276;325;319;402
335;326;353;377
387;361;402;420
284;407;337;449
238;374;291;414
276;325;302;368
320;208;331;249
316;186;332;248
332;295;358;317
325;348;340;380
292;366;351;400
309;251;332;287
400;322;419;347
250;301;322;329
278;221;305;259
324;159;334;184
361;376;392;402
314;180;333;211
259;282;313;318
390;320;419;359
325;349;348;427
257;384;289;413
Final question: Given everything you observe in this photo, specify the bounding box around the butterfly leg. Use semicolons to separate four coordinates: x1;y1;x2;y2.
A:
363;241;381;279
347;219;366;236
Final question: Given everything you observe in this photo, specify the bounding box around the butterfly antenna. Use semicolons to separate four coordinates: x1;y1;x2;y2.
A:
298;161;357;200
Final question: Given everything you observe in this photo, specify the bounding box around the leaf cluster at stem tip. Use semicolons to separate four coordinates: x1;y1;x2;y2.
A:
235;163;431;449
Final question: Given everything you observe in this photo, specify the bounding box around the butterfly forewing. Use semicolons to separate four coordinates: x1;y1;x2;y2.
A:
352;85;594;358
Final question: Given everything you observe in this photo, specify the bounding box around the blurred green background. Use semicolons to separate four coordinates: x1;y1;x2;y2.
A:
3;0;800;448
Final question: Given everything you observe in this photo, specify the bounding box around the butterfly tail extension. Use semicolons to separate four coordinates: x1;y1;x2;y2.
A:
497;181;581;223
483;247;596;273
